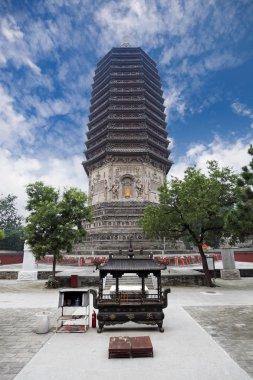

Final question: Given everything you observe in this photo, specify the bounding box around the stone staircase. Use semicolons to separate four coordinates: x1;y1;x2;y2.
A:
104;273;155;291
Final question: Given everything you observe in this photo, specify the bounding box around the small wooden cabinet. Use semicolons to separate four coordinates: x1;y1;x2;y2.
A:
56;289;90;333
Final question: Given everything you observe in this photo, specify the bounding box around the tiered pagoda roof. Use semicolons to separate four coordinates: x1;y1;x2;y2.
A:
83;47;172;175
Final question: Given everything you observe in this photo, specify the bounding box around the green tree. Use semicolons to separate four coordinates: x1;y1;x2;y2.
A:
226;145;253;243
24;182;91;281
0;230;5;239
0;194;24;251
141;161;237;287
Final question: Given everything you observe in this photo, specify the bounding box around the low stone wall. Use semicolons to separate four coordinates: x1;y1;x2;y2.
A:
56;275;99;288
239;269;253;277
0;271;59;280
0;271;18;280
162;273;206;286
38;271;60;280
0;269;252;284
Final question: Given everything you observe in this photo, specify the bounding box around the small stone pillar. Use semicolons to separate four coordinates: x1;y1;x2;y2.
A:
18;242;38;281
220;248;240;280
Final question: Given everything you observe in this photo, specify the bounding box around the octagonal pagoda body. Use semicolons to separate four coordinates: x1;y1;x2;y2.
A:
82;47;172;250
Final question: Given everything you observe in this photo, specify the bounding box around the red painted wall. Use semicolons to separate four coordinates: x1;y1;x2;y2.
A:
234;251;253;262
208;250;253;263
0;252;23;265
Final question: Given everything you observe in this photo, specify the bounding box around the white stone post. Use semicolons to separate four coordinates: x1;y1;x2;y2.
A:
220;247;240;280
18;242;38;280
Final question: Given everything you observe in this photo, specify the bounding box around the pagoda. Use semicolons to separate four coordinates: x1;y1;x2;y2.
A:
82;46;172;251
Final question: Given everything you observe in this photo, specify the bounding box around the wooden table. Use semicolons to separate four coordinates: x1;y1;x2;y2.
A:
108;336;153;358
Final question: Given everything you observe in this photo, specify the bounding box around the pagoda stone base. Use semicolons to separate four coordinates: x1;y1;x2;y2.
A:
75;201;184;253
82;201;153;251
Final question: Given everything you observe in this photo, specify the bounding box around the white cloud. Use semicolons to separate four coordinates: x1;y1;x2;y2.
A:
25;58;41;75
204;52;241;71
169;135;253;179
25;19;54;56
95;0;163;50
0;148;88;216
168;136;174;150
28;96;72;119
169;160;189;180
0;15;41;74
0;84;88;217
164;87;186;120
0;85;34;150
1;16;23;41
231;101;253;124
186;144;205;158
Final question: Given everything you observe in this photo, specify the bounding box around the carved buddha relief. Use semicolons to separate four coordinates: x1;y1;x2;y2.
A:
121;176;134;198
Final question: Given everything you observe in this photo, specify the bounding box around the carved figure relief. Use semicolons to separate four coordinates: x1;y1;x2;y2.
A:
94;171;101;182
136;181;144;197
110;181;119;199
135;167;140;177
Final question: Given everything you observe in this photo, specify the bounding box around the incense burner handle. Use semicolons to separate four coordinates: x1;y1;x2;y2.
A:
162;288;171;309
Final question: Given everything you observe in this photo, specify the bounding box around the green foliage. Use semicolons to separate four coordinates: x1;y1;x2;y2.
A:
0;194;24;251
143;161;237;245
226;145;253;243
24;182;91;278
0;230;5;240
141;161;237;286
45;276;60;289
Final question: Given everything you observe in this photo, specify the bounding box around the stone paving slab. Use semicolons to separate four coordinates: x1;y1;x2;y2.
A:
184;306;253;378
0;308;57;380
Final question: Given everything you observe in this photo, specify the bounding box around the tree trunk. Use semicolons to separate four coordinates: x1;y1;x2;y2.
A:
52;255;57;280
198;245;215;287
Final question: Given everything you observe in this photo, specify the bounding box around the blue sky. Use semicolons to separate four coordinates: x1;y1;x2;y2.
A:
0;0;253;214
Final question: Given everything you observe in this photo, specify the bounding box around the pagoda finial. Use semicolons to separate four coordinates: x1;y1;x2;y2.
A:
121;37;131;48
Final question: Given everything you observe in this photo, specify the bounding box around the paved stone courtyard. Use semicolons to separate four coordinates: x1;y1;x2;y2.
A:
0;308;57;380
1;306;252;379
0;277;253;379
185;305;253;378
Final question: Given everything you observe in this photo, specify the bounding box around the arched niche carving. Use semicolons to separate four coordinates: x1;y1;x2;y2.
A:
120;174;134;198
